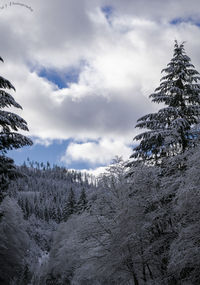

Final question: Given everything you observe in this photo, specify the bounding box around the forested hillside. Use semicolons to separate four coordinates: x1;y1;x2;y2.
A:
1;162;96;285
1;148;200;284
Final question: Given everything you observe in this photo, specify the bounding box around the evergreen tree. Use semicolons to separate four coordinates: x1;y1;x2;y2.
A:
56;207;62;223
24;198;30;219
0;197;31;284
44;206;50;222
77;188;88;213
0;57;32;201
132;41;200;163
49;206;57;222
62;188;76;222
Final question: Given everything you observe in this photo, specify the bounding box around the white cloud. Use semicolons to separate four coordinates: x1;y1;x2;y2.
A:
74;166;108;178
1;0;200;166
61;138;132;166
33;138;53;147
85;165;108;177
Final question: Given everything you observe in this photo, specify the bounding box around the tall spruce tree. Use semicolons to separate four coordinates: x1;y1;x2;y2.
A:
132;41;200;163
0;57;32;201
62;188;76;222
77;188;87;214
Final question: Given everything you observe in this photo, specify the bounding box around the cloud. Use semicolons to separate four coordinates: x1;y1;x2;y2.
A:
61;138;132;166
33;138;53;147
1;0;200;167
85;165;108;177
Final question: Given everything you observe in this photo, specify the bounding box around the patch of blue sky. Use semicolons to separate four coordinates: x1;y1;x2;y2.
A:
8;138;103;170
101;5;113;23
38;67;80;89
170;17;200;27
72;138;99;145
8;138;72;167
67;160;102;171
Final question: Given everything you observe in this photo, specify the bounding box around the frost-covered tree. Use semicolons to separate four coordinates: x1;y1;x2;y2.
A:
76;188;88;213
62;187;76;221
7;149;200;284
0;57;32;200
132;41;200;162
167;145;200;284
0;197;31;284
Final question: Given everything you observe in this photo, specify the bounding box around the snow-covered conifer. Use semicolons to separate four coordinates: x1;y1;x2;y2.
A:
62;187;76;221
0;197;31;284
0;57;32;200
77;188;88;213
132;41;200;162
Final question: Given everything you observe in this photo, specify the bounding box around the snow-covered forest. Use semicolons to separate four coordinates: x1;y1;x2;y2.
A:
2;149;200;285
1;39;200;285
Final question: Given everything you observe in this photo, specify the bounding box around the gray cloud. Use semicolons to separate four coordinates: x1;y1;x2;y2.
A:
45;90;151;139
1;0;200;165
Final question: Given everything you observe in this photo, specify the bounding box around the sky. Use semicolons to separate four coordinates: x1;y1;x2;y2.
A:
1;0;200;173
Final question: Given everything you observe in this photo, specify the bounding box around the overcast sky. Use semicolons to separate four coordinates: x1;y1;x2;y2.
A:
1;0;200;172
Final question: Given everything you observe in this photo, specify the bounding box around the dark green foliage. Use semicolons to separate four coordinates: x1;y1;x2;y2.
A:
132;41;200;163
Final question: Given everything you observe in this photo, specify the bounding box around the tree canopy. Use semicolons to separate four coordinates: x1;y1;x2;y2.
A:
0;57;32;200
132;41;200;163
